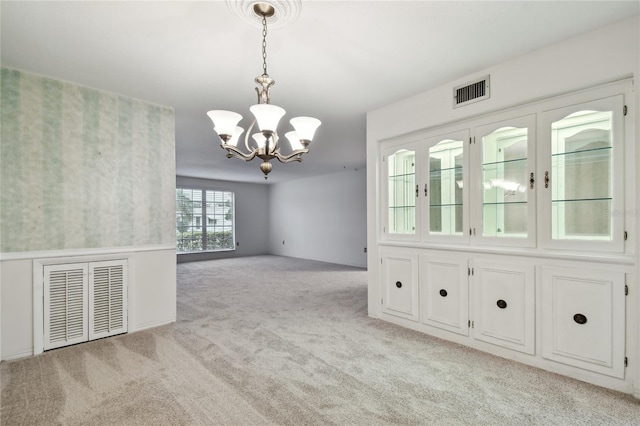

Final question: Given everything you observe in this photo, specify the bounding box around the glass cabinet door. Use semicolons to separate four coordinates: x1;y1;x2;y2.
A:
475;116;536;247
540;95;624;252
424;130;469;243
383;144;419;240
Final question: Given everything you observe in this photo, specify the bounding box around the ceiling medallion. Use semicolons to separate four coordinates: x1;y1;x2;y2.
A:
209;1;319;179
225;0;301;30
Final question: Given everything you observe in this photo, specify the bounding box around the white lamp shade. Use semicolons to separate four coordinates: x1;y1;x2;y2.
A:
207;110;242;137
252;133;278;151
250;104;286;132
227;126;244;147
285;131;304;151
252;133;267;149
290;116;321;141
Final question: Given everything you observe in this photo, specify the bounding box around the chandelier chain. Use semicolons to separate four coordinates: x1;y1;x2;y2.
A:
261;14;268;76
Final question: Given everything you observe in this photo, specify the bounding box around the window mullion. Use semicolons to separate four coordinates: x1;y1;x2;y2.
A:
201;190;207;251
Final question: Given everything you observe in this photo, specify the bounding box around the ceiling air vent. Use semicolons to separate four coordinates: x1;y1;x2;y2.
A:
453;75;490;108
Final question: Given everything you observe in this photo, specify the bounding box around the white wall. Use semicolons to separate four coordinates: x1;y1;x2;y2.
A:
269;169;367;268
176;176;270;262
366;16;639;396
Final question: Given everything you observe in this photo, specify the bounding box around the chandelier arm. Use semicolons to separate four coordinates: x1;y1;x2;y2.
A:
271;131;279;154
245;120;257;152
274;149;309;163
223;144;258;161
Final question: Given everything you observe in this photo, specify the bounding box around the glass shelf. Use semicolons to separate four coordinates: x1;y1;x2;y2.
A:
552;145;611;157
389;173;416;179
482;158;527;167
430;165;463;173
552;197;612;203
483;201;527;206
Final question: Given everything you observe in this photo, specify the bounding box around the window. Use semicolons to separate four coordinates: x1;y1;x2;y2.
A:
176;188;235;253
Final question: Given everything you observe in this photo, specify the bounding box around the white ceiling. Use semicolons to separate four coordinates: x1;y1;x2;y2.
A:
2;1;638;184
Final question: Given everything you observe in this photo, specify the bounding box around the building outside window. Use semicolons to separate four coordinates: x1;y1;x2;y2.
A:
176;188;235;253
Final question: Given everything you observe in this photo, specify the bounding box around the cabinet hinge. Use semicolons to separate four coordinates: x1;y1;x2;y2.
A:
383;226;386;233
623;105;628;116
469;137;472;145
625;284;628;296
469;228;472;236
381;298;384;305
625;357;628;367
473;136;476;144
468;320;471;328
471;320;475;328
624;231;628;241
383;155;386;162
381;258;383;264
468;267;471;276
471;268;474;276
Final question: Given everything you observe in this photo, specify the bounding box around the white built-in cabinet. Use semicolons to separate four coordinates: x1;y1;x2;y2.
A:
43;259;128;351
382;92;626;252
377;80;633;391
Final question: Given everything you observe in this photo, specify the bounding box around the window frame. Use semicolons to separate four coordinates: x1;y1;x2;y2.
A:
176;188;236;253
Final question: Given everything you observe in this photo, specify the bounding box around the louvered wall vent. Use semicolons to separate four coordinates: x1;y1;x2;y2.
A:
453;75;490;108
43;259;127;351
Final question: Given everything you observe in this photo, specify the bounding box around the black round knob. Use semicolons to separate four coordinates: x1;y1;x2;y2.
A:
439;289;448;297
573;313;587;325
395;281;402;288
496;299;507;309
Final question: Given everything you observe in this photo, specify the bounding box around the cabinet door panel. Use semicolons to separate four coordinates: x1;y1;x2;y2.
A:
382;142;421;241
423;129;470;244
381;253;419;321
541;267;625;378
419;255;469;336
473;261;535;354
538;95;624;252
474;115;536;247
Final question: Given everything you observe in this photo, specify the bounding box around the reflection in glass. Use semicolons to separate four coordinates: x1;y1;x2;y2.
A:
481;126;528;238
551;111;612;240
429;139;463;235
388;149;416;234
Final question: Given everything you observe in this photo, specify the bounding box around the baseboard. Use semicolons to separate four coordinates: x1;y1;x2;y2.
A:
129;318;176;333
1;350;33;362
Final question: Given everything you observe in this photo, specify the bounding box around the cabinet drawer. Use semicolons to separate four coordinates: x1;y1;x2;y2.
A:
473;261;535;354
381;253;419;322
419;255;469;335
541;267;625;378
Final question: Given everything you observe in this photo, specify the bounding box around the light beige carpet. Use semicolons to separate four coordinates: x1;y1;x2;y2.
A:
2;255;640;425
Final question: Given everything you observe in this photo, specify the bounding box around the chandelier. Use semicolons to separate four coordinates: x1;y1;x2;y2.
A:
207;3;321;179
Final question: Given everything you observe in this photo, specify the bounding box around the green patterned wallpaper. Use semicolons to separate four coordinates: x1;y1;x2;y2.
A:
0;68;176;252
